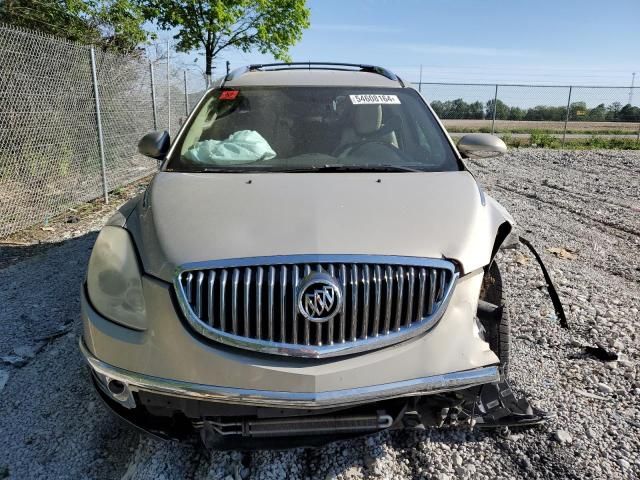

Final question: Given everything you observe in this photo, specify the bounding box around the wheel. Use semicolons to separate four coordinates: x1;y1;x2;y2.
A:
478;262;511;377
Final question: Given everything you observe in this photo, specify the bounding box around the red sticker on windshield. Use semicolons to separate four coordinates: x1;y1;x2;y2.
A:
219;90;239;100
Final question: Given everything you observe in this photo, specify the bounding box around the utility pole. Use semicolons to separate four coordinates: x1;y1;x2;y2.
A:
226;61;230;77
629;72;636;105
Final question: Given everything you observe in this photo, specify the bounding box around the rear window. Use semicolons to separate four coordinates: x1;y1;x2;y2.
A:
167;86;459;172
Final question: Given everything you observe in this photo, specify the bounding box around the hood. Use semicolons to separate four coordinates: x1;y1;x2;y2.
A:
131;171;511;282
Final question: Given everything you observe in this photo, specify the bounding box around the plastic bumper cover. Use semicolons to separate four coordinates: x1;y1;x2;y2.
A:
79;337;499;410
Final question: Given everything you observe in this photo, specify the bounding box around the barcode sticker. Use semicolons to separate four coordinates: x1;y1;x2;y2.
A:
349;94;401;105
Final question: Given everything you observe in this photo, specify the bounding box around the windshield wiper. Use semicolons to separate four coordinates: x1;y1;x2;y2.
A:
188;164;425;173
295;164;424;173
198;167;271;173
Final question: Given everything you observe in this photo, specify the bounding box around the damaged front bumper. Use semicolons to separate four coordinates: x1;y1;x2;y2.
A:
80;337;500;410
81;337;506;448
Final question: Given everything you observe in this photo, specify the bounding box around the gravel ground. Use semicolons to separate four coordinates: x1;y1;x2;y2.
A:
0;149;638;480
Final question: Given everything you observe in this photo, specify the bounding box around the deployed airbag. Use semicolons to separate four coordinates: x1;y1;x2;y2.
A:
184;130;276;164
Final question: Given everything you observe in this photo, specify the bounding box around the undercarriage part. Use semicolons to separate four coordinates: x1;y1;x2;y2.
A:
202;412;393;437
470;378;553;428
519;236;569;329
414;378;552;430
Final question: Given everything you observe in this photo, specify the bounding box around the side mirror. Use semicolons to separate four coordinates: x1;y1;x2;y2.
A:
138;131;170;159
457;133;507;159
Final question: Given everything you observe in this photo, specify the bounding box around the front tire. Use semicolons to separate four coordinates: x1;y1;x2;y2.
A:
478;262;511;377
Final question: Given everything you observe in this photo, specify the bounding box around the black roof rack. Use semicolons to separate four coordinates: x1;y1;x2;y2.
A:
225;62;404;86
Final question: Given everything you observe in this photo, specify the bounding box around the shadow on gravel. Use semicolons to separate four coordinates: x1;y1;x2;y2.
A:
0;233;140;480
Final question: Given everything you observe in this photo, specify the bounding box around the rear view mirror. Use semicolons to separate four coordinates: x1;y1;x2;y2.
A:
138;131;170;159
457;133;507;159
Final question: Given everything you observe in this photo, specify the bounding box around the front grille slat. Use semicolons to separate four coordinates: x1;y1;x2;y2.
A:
304;264;312;345
256;267;263;339
315;264;322;346
244;268;252;337
350;264;359;341
417;268;426;320
280;266;287;343
231;268;240;335
177;257;456;358
219;269;228;331
405;267;415;327
372;265;382;337
427;269;437;315
326;264;335;345
383;266;393;334
207;271;216;326
361;265;371;339
438;270;446;303
338;264;347;343
267;266;275;341
195;271;204;318
394;266;404;332
291;265;299;344
185;272;193;303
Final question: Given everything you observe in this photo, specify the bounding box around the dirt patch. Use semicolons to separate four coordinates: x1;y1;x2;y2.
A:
0;176;151;270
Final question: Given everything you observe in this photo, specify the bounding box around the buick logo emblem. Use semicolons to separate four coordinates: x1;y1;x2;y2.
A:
297;272;343;323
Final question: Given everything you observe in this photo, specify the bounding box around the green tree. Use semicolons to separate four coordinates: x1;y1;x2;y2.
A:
430;100;445;118
569;101;587;121
618;104;640;122
507;106;525;120
605;102;622;121
485;98;509;120
468;101;484;119
139;0;310;84
587;103;606;121
0;0;150;52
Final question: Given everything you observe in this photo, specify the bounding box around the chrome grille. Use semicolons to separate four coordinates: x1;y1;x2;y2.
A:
175;255;458;358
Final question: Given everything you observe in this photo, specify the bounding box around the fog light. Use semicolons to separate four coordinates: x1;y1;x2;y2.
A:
108;379;126;395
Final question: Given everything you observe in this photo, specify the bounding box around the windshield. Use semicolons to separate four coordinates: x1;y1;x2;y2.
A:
167;86;460;173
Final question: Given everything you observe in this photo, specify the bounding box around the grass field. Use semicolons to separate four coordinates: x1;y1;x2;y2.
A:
442;119;640;135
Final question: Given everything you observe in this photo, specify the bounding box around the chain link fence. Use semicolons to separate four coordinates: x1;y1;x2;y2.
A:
415;82;640;144
2;22;639;237
0;25;206;238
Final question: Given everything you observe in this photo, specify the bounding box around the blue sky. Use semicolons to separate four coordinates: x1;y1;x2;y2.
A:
159;0;639;88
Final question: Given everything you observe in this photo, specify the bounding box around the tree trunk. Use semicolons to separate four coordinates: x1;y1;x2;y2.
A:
205;45;213;87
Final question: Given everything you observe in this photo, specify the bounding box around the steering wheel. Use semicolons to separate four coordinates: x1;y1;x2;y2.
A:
333;140;413;163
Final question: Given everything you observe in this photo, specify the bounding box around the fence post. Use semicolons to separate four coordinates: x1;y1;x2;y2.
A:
183;70;189;115
562;86;573;149
167;39;171;134
149;62;158;130
491;84;498;135
89;47;109;204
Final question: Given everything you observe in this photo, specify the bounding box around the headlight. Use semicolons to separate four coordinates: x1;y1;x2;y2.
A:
87;226;147;330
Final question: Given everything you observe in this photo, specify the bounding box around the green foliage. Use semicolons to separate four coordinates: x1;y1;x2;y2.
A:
0;0;150;52
579;136;640;150
529;131;561;148
139;0;310;79
431;99;483;119
485;98;509;120
500;133;640;150
432;98;640;123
